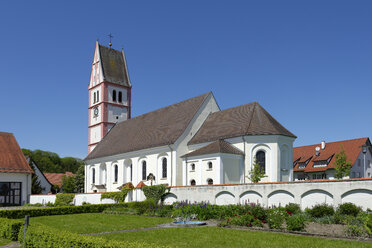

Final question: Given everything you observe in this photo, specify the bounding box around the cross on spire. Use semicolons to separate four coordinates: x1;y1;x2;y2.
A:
108;33;113;48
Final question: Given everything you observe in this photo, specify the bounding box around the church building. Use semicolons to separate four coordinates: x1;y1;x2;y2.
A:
84;42;296;193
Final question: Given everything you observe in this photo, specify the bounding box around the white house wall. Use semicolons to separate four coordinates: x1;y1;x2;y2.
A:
0;173;31;205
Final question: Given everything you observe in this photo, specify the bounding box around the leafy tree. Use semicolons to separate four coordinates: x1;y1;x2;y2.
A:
61;175;76;193
247;159;267;183
75;164;85;193
21;148;83;174
334;145;352;179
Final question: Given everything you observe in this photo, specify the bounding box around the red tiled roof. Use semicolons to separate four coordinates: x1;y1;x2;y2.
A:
136;181;146;189
44;172;75;187
0;132;33;173
293;137;370;173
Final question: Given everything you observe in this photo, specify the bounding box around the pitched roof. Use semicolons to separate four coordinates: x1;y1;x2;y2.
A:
43;172;75;187
188;102;296;145
293;137;370;173
135;181;146;189
99;44;131;87
181;140;244;158
0;132;33;173
85;92;211;161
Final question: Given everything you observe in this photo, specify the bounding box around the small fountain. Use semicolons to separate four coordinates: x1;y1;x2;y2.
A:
171;213;206;227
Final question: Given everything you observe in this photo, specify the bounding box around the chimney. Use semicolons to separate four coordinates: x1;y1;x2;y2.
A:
321;141;326;150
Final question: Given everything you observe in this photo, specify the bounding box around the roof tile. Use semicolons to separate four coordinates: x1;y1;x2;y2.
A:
0;132;33;173
182;140;244;158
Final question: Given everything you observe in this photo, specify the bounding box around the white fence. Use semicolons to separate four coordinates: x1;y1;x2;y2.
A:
30;178;372;210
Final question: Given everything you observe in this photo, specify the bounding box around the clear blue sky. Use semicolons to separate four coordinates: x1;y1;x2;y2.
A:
0;1;371;159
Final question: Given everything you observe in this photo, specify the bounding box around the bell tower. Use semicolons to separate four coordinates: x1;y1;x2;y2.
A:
88;41;132;153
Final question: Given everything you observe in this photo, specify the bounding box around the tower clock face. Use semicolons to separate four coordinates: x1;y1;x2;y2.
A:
94;107;99;117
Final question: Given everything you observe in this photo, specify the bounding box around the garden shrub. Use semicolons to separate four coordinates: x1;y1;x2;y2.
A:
285;203;301;215
0;218;23;241
286;214;306;232
250;204;267;221
344;212;369;238
101;184;133;203
306;203;334;218
0;203;128;219
21;224;170;248
366;214;372;236
266;208;286;229
142;185;170;203
336;202;361;217
54;194;75;206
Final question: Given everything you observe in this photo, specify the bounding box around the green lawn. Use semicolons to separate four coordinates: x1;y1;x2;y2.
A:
0;237;13;246
101;227;372;248
30;213;173;234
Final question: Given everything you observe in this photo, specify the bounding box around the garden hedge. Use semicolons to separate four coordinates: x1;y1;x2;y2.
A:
0;203;128;219
21;224;170;248
0;217;23;241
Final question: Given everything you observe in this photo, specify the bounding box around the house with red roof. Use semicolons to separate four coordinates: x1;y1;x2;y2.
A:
0;132;33;206
293;137;372;181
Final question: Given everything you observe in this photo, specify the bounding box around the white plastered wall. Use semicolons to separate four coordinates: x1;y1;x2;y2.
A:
0;173;31;205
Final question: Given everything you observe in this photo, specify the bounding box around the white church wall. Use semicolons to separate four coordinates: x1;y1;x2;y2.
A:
268;190;294;207
174;94;220;186
85;146;174;193
222;155;242;184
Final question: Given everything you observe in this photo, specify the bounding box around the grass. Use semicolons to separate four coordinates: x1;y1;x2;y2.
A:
0;237;13;246
101;226;372;248
30;213;173;234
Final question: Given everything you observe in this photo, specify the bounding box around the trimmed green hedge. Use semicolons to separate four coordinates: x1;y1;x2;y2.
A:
0;203;128;219
0;218;23;241
21;224;170;248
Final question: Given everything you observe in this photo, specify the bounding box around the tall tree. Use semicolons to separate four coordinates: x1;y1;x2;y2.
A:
75;164;85;193
62;175;76;193
334;145;352;179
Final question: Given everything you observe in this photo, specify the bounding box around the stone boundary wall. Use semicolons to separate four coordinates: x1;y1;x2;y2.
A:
166;178;372;210
30;179;372;210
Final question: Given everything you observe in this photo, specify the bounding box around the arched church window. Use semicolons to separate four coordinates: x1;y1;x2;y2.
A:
162;158;167;178
92;168;95;184
114;164;118;182
142;161;147;180
256;151;266;173
190;179;196;186
93;92;96;103
97;90;99;102
191;163;195;171
113;90;117;102
118;91;122;103
207;178;213;185
208;161;213;170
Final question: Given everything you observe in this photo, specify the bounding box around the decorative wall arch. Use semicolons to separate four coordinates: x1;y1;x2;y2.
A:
341;189;372;210
301;189;333;209
124;159;133;182
215;191;235;205
239;191;262;205
268;190;294;207
163;193;178;205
